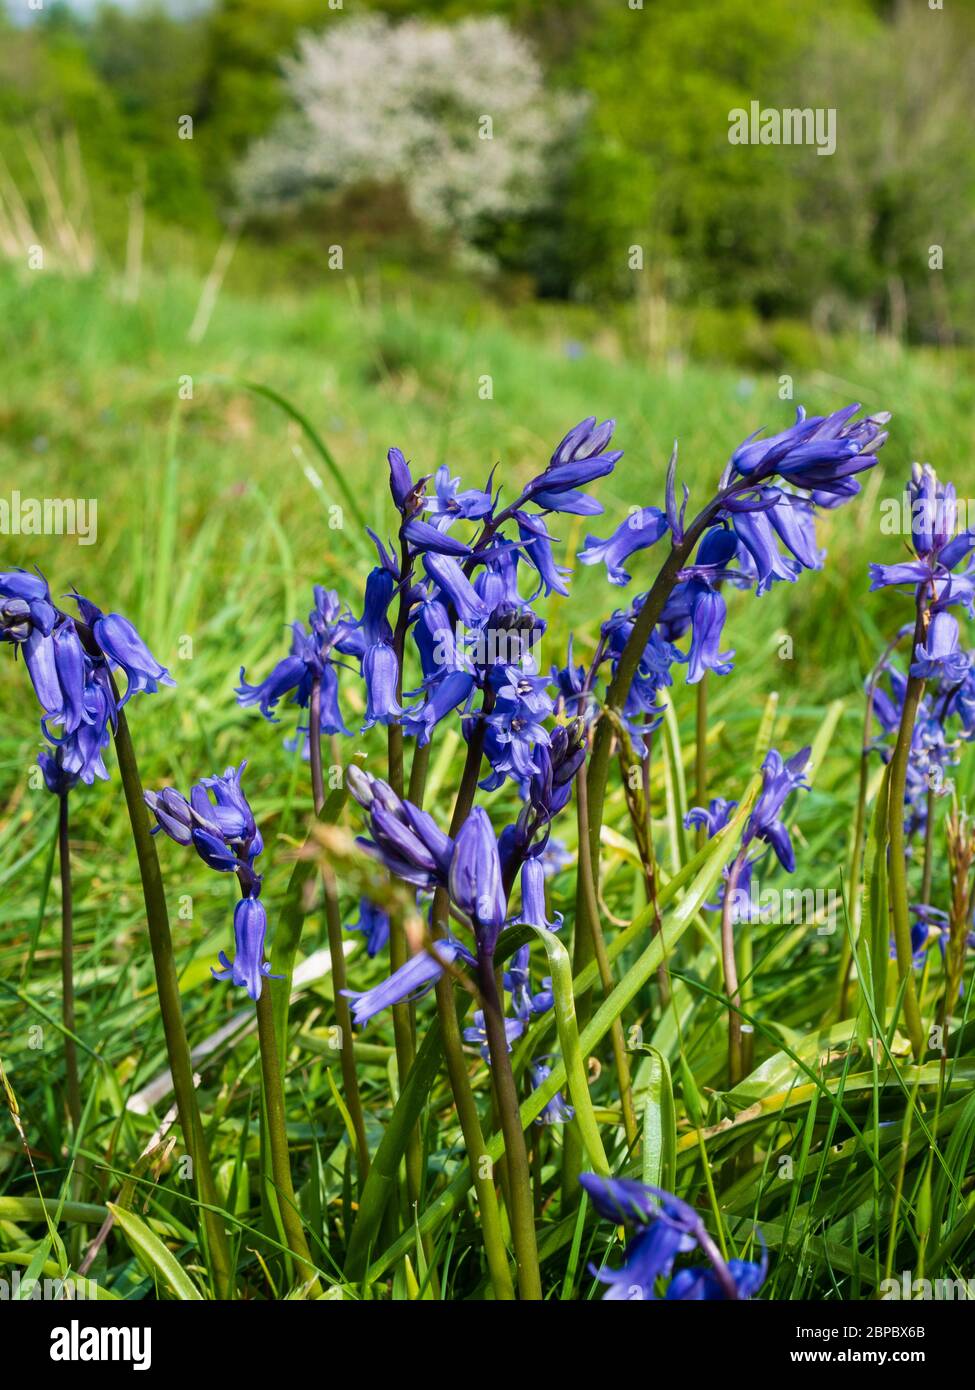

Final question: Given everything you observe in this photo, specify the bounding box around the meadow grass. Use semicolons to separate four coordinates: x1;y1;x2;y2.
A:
1;264;974;1300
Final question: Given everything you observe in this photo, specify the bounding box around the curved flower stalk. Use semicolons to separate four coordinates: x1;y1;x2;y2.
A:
38;748;82;1145
147;761;319;1291
867;464;975;1059
580;1174;766;1300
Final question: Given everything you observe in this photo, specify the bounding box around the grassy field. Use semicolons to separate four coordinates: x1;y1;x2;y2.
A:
2;263;975;1300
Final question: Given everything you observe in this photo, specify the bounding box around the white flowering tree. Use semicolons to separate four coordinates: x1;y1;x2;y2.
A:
236;15;581;259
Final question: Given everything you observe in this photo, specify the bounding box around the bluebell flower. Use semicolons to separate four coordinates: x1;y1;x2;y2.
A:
362;641;405;729
0;568;57;638
742;747;811;872
347;766;454;890
448;807;508;953
528;1058;574;1124
211;894;280;1002
412;598;468;681
870;464;975;607
463;1009;524;1061
578;507;670;586
666;1248;768;1300
74;595;175;707
683;584;734;684
345;937;474;1028
401;517;474;557
526;418;621;505
423;464;493;522
910;611;971;683
387;446;427;516
515;855;563;932
37;746;81;796
345;897;391;958
147;762;264;894
423;552;488;627
580;1177;700;1300
515;512;571;598
730;403;888;494
401;668;476;746
236;587;357;736
580;1174;764;1301
684;797;738;839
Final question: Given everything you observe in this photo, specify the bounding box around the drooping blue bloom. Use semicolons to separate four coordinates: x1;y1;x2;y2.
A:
730;404;888;494
448;807;508;952
0;568;57;638
684;797;738;839
666;1248;768;1300
578;507;670;586
683;583;734;684
515;855;563;932
236;587;357;736
742;746;811;872
362;641;406;729
37;746;81;796
147;761;264;894
463;1009;524;1061
211;894;280;1002
528;1058;574;1125
345;897;391;958
910;611;971;683
401;517;474;557
869;464;975;609
525;418;621;509
401;668;476;746
345;937;475;1028
515;512;571;599
422;464;493;522
423;552;489;628
579;1174;764;1301
74;595;175;707
347;766;454;890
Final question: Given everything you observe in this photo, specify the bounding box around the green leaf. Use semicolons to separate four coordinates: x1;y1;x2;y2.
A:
641;1047;677;1189
107;1204;205;1301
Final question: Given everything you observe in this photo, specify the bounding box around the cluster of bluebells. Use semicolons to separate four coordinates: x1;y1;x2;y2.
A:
230;407;885;1132
0;569;174;788
579;1174;766;1300
238;419;622;791
340;748;577;1120
145;764;277;1002
565;403;889;753
684;745;811;921
869;464;975;973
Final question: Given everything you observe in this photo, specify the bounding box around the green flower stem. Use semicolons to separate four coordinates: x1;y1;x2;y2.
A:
887;609;927;1061
255;979;321;1294
58;793;81;1138
309;679;370;1181
575;760;638;1145
407;739;432;807
111;701;232;1297
695;676;708;851
920;787;936;906
424;697;517;1299
431;942;515;1300
382;558;424;1214
582;504;723;870
722;850;747;1087
564;507;724;1188
477;953;542;1300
